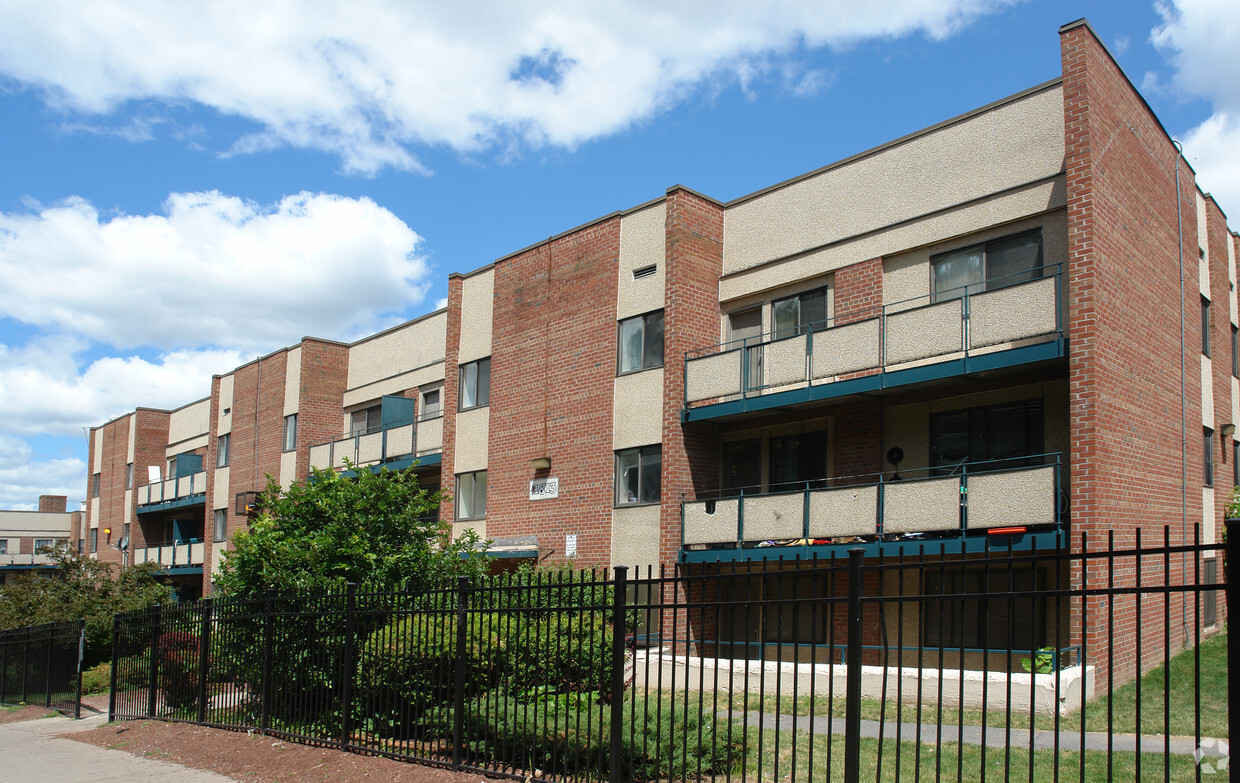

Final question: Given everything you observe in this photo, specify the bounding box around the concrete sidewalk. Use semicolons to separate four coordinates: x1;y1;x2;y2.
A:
0;712;232;782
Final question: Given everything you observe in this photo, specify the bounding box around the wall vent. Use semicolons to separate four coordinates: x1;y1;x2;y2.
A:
632;264;657;280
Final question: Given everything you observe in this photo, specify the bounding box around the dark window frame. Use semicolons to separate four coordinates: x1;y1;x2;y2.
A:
125;462;133;490
421;388;442;420
931;229;1044;303
216;433;230;468
213;509;228;542
930;399;1045;475
350;405;382;436
92;472;100;498
455;470;488;521
1231;325;1238;377
923;565;1049;650
459;358;491;410
1204;427;1214;487
1202;296;1211;356
615;444;662;506
1203;558;1218;626
617;310;665;375
772;287;828;340
282;413;298;453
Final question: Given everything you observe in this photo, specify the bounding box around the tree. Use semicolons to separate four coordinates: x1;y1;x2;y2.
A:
213;463;488;598
0;546;171;666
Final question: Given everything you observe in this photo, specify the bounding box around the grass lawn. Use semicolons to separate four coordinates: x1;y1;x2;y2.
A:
748;630;1228;739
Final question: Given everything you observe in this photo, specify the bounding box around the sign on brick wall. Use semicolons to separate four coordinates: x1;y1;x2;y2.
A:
529;477;559;500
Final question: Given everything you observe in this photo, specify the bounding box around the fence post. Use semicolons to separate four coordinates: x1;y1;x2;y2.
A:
21;628;30;704
44;623;55;709
1226;519;1237;763
452;575;470;770
147;605;161;717
74;619;85;720
260;588;275;734
340;583;357;751
609;566;629;783
108;615;120;722
0;630;8;705
195;600;213;723
844;548;864;783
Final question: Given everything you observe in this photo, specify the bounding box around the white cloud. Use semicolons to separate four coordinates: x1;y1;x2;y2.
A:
0;191;431;351
1152;0;1240;216
0;1;1016;174
0;452;85;511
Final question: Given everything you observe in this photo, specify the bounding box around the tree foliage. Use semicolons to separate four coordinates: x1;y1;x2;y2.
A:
0;546;171;666
212;463;488;598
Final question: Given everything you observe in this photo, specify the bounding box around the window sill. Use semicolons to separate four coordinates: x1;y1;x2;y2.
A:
458;404;489;413
614;501;660;509
455;516;486;523
616;364;664;378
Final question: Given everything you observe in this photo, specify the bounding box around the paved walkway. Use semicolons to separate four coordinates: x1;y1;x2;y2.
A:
0;711;232;782
733;710;1230;758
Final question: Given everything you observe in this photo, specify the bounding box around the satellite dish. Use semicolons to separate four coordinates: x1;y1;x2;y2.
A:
886;447;904;466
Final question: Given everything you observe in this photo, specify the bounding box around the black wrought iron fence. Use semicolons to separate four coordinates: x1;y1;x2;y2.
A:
0;619;85;717
110;526;1233;782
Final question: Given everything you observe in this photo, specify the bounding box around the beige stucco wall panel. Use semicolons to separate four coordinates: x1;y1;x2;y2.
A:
279;451;297;489
453;407;490;474
885;300;963;364
453;520;485;541
348;314;446;392
742;493;804;541
92;428;103;468
1197;192;1210;298
1202;356;1215;427
613;369;664;450
283;347;302;414
617;203;667;320
969;277;1058;348
418;417;443;455
212;466;230;510
683;499;738;546
386;424;414;458
808;486;878;538
459;270;495;364
811;319;880;378
1204;487;1216;545
611;505;661;568
723;86;1064;279
686;350;743;402
89;498;99;529
217;374;234;434
127;416;137;462
168;399;210;447
967;467;1055;529
342;364;445;409
308;444;331;471
764;335;808;388
884;477;961;533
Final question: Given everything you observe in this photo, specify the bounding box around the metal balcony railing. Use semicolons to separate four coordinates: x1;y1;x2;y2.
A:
131;538;205;569
684;265;1064;409
135;471;207;508
307;414;443;473
681;455;1063;550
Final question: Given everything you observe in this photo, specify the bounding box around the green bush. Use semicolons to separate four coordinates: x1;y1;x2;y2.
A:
81;661;111;695
156;631;201;711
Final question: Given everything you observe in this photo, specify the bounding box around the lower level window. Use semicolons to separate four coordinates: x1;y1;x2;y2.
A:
456;470;487;520
34;539;53;551
1203;558;1218;626
213;509;228;542
923;566;1048;650
90;529;98;553
615;445;660;505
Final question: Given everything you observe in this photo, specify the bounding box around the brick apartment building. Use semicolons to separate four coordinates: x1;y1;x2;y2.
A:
82;21;1234;682
0;495;78;585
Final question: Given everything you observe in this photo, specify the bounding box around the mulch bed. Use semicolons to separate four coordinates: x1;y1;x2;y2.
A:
67;719;504;783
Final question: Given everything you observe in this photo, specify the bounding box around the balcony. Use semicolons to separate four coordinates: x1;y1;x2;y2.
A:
680;457;1064;562
683;267;1064;420
0;552;57;569
135;471;207;514
132;539;205;571
308;415;443;474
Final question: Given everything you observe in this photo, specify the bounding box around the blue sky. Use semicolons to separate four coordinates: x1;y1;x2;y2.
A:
1;1;1237;509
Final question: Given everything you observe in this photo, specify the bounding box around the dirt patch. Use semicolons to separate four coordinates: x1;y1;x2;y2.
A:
0;705;58;723
67;719;498;783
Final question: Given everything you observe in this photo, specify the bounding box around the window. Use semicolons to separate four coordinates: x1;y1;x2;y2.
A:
456;470;487;520
1233;439;1239;488
1204;427;1214;487
125;462;133;490
89;529;98;554
77;539;83;555
351;405;381;435
717;573;830;652
34;539;53;552
167;456;176;477
923;566;1048;650
213;509;228;542
769;430;828;492
216;433;230;468
421;388;442;419
729;308;764;389
283;414;298;452
0;540;6;555
1202;297;1211;356
932;230;1043;302
617;311;664;374
1232;325;1237;376
459;358;491;410
772;288;827;340
92;472;100;498
1203;558;1218;626
615;445;661;505
930;400;1044;474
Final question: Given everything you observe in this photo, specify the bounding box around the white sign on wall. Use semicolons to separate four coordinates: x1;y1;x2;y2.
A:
529;477;560;500
566;534;578;557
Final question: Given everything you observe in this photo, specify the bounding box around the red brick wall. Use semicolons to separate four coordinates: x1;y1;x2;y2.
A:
832;400;884;482
1061;21;1217;686
439;275;464;524
38;495;66;513
295;340;350;481
660;188;725;566
487;220;621;565
834;257;884;325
